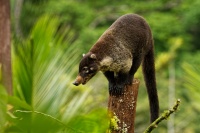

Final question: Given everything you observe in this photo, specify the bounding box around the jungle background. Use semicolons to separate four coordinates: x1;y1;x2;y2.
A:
0;0;200;132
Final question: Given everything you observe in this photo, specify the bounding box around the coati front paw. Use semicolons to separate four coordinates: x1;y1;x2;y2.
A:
109;82;125;96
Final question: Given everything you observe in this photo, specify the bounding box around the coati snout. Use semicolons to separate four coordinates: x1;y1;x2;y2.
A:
73;75;84;86
73;53;99;86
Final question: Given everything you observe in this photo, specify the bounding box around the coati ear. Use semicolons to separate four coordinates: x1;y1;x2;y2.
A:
82;53;85;57
90;54;97;59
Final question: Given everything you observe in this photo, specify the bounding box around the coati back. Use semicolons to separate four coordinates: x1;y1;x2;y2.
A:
73;14;159;122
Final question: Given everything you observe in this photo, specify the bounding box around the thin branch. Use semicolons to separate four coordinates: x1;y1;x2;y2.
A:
144;99;181;133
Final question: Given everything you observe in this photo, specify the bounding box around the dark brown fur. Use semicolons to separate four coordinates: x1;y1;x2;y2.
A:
73;14;159;122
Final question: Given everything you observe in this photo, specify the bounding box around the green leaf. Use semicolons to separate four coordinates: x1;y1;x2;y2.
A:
67;108;109;133
13;15;91;132
0;85;7;132
13;110;68;133
183;63;200;110
8;96;32;110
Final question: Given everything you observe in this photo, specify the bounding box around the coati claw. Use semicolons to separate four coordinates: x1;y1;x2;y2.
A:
109;83;125;96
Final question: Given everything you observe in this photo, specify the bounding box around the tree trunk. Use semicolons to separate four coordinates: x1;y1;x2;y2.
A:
14;0;24;38
0;0;12;95
108;79;140;133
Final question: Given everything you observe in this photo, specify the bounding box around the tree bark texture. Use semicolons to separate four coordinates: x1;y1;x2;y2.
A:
0;0;12;95
14;0;23;38
108;79;140;133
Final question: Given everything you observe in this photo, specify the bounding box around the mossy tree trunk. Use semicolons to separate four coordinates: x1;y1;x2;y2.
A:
108;79;140;133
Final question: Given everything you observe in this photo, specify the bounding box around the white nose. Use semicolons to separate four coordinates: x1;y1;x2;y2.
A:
73;81;80;86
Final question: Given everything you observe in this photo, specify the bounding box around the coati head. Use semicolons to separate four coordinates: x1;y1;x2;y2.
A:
73;53;100;86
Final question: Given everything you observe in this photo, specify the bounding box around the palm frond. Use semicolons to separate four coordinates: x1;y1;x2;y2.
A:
182;63;200;110
11;14;110;133
12;15;90;130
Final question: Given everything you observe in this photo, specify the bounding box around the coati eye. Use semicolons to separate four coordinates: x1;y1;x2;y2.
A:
82;67;89;73
83;67;88;70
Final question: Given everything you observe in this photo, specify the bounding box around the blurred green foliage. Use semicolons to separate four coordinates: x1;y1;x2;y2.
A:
182;63;200;132
1;0;200;132
0;85;7;133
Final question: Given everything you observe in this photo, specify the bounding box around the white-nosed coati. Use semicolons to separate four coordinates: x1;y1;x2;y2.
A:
73;13;159;122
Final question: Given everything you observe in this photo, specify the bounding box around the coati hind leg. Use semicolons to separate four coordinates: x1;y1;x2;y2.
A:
128;56;143;84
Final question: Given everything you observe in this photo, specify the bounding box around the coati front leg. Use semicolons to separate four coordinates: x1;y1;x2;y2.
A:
115;72;131;95
103;71;116;95
104;71;130;96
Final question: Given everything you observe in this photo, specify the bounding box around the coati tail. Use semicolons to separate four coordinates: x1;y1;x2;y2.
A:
142;46;159;123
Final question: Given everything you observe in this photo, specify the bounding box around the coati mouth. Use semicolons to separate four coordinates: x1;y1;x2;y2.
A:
82;81;86;85
82;77;89;85
82;73;96;85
